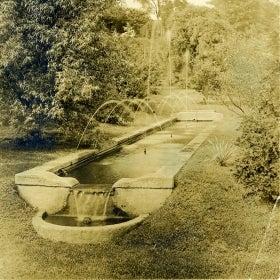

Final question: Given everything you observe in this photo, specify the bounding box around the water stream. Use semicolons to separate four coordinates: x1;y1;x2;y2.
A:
45;187;119;227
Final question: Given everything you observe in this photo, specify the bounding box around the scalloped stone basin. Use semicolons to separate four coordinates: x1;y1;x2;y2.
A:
33;212;148;244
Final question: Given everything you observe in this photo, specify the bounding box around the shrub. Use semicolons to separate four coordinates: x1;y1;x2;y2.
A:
235;112;279;201
0;1;151;146
208;137;237;166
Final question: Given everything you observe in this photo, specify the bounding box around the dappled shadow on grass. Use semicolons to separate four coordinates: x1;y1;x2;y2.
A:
0;137;57;151
0;125;60;151
0;138;57;151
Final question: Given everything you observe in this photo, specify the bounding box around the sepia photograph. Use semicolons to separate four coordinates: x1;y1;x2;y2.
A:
0;0;279;279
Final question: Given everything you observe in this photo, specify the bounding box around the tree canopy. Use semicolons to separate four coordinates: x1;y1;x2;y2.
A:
0;0;153;143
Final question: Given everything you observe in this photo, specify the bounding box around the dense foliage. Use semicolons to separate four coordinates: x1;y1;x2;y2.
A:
171;7;231;94
0;0;60;139
0;0;154;145
235;59;279;200
236;115;279;201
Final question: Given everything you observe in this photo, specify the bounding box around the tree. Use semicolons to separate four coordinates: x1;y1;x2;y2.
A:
171;6;232;96
135;0;162;19
0;0;151;145
213;0;280;34
0;0;83;141
1;1;54;135
135;0;188;29
216;35;278;114
103;6;150;35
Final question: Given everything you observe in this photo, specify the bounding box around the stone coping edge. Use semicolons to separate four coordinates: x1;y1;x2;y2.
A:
113;117;177;145
15;112;222;189
32;212;149;244
15;117;177;188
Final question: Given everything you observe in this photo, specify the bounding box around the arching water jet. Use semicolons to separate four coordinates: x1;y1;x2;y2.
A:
76;98;160;150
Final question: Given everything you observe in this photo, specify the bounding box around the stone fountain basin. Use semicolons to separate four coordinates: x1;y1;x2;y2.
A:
15;111;222;216
15;117;177;214
33;212;149;244
15;114;221;216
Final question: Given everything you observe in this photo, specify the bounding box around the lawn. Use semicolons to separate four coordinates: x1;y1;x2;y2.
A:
0;91;279;279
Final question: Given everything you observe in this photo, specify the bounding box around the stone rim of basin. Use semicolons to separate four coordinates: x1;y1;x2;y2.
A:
32;211;149;244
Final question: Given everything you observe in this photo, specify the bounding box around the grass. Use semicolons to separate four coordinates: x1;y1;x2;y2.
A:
0;91;279;279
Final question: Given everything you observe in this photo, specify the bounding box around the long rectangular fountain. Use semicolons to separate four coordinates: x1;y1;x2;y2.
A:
14;110;222;243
